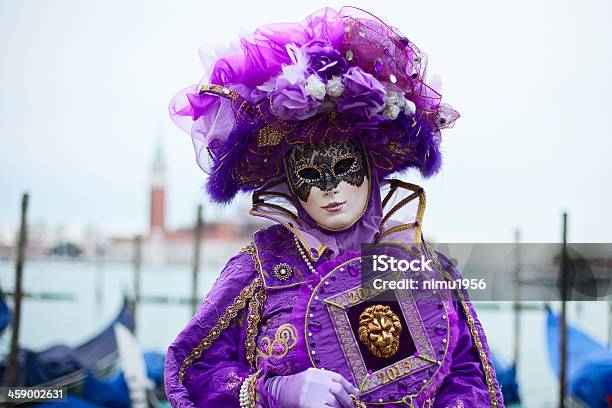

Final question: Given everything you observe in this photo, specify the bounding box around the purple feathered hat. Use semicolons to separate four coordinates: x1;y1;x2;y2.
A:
169;6;459;203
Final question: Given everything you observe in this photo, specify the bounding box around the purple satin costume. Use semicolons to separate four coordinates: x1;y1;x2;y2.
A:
164;177;505;408
164;6;503;407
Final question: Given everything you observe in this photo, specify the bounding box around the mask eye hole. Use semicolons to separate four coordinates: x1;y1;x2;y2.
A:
298;167;322;181
334;157;356;175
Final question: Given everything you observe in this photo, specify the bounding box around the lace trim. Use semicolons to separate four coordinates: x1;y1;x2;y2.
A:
178;275;263;383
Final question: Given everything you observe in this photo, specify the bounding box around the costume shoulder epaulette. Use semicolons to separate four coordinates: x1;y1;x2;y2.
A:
246;224;309;289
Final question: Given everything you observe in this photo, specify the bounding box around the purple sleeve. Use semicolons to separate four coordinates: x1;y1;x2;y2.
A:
164;251;259;408
433;254;505;408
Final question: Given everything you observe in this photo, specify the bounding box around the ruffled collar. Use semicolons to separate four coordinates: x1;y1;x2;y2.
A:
250;178;425;261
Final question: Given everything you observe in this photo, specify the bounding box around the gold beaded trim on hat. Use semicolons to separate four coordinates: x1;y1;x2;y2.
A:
433;252;499;408
177;275;263;383
255;104;349;149
198;84;239;101
257;125;285;147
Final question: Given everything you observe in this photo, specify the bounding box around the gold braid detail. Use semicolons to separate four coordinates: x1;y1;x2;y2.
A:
241;242;267;368
245;283;266;368
433;253;498;408
240;243;255;254
241;242;264;278
178;276;263;383
247;373;257;407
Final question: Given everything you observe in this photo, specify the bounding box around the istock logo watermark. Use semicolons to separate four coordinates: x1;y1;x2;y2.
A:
361;243;612;301
372;254;433;272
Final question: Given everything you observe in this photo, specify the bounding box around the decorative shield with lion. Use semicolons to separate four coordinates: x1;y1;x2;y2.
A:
304;247;453;405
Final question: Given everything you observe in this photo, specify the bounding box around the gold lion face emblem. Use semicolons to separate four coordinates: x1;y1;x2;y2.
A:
358;305;403;358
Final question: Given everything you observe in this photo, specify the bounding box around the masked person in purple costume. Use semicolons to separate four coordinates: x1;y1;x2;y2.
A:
165;7;504;408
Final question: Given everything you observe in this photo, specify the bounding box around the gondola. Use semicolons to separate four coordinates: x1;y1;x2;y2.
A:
0;289;10;336
491;353;521;406
0;297;135;404
546;305;612;408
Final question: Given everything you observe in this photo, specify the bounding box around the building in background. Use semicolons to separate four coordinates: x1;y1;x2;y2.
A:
105;143;263;264
0;144;265;264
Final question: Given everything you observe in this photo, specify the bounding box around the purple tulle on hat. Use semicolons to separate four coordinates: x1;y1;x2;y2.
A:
169;6;459;203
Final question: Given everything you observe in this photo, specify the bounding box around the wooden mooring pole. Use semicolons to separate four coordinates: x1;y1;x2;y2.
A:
95;245;105;310
191;205;203;316
133;235;142;319
559;212;568;408
3;193;29;387
608;301;612;348
513;229;522;374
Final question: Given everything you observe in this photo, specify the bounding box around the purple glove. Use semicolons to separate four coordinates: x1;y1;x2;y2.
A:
264;367;359;408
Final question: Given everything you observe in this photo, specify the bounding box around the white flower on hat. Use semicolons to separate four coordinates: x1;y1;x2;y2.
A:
384;91;406;108
326;76;345;98
403;100;417;116
282;43;309;84
382;104;401;120
305;74;326;100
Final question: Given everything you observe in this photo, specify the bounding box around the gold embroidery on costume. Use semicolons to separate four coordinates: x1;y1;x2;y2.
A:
351;395;367;408
178;276;263;383
255;323;298;368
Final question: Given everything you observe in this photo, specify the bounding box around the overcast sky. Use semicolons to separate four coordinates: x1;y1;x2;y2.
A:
1;0;610;243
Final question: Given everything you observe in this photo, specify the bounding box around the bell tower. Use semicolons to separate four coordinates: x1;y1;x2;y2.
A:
150;141;166;235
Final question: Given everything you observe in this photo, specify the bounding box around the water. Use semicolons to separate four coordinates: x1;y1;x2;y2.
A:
0;260;608;407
